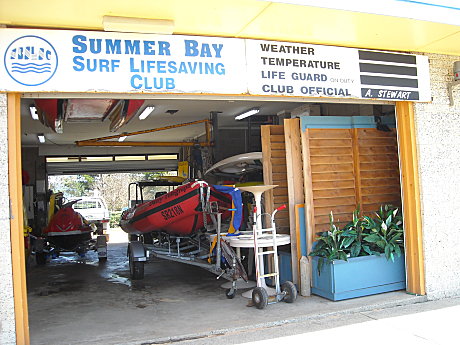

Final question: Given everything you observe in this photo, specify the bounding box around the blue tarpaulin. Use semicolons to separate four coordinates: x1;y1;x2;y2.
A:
212;185;242;232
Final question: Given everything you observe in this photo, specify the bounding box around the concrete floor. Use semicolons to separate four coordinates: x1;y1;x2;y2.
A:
26;229;426;345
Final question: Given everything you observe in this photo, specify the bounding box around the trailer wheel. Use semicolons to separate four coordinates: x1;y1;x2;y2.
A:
281;281;297;303
252;287;268;309
129;250;144;280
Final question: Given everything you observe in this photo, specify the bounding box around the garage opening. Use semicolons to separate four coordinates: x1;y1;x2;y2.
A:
19;95;417;344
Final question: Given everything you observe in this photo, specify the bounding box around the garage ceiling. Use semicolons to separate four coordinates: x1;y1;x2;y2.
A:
21;96;308;150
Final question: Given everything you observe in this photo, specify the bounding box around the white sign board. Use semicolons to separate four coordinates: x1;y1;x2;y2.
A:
0;29;431;101
0;29;247;94
245;39;431;101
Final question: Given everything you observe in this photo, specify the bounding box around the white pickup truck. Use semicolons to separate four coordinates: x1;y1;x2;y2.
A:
70;196;110;234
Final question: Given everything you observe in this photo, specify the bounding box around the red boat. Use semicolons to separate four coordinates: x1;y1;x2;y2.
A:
120;180;232;236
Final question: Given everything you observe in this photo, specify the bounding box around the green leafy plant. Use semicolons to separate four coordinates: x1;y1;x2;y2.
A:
361;205;404;262
309;205;404;274
308;212;356;273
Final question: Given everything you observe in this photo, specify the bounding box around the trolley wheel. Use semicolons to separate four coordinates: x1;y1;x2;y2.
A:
225;288;236;299
129;250;144;280
36;252;47;266
281;281;297;303
252;287;268;309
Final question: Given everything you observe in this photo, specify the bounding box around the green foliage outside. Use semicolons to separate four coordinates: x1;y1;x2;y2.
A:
110;211;123;228
308;205;404;274
49;174;96;197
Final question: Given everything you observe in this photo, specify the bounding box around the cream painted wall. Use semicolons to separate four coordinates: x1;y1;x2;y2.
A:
414;54;460;299
0;93;16;345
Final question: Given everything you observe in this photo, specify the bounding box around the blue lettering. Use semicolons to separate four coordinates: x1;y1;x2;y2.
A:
73;56;85;71
111;60;120;71
72;35;87;53
216;63;225;75
144;41;156;55
130;58;140;72
184;40;199;57
166;78;175;89
131;74;142;89
213;44;223;58
158;41;171;56
168;61;177;73
125;40;140;55
106;40;121;54
200;44;211;57
157;61;166;73
89;39;102;54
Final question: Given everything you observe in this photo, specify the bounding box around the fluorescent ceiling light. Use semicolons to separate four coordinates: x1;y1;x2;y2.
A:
235;108;260;120
118;133;128;142
139;106;155;120
38;134;45;143
103;16;175;34
30;106;39;120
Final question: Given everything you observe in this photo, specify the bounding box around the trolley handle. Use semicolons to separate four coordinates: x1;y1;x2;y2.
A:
272;204;286;221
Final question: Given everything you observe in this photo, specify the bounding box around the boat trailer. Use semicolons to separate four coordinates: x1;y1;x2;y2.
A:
127;208;247;299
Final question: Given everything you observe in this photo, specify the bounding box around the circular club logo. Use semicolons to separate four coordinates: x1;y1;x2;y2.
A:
4;35;58;86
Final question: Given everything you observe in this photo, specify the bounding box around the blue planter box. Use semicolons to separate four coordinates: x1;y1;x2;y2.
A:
311;254;406;301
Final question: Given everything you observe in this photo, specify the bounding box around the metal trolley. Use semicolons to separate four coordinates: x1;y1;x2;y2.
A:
250;205;297;309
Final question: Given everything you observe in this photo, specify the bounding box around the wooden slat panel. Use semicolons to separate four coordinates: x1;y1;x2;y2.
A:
310;155;353;164
313;196;356;208
315;213;352;226
361;177;400;187
271;157;287;166
270;126;285;135
360;161;400;171
272;172;287;182
272;165;288;174
314;204;357;216
314;221;349;233
312;171;355;181
270;134;286;143
360;170;400;179
360;146;398;155
309;139;352;147
271;150;287;158
358;128;397;138
358;138;398;147
312;180;356;190
310;147;353;156
273;187;288;196
311;163;354;173
270;142;286;150
359;154;399;163
362;194;401;204
361;186;401;196
313;188;356;198
309;129;352;139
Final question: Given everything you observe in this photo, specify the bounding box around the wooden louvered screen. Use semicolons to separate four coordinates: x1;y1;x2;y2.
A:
308;128;357;231
356;128;402;213
261;125;290;234
303;121;401;240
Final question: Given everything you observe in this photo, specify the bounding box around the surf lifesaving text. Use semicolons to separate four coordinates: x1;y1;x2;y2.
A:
71;35;226;91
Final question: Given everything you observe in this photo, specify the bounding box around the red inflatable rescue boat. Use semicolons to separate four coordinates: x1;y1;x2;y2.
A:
120;181;232;236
